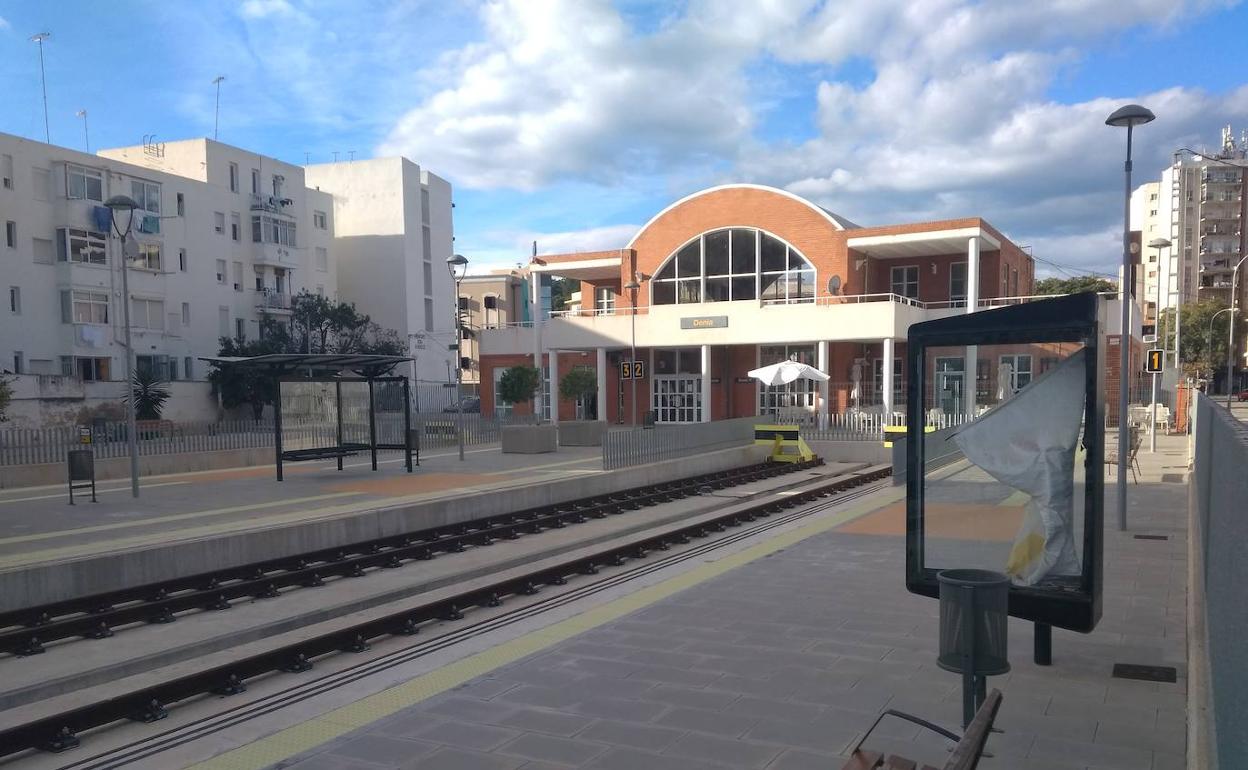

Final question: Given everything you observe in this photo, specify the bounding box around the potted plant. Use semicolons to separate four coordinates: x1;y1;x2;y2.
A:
126;370;171;438
557;367;606;446
497;365;556;453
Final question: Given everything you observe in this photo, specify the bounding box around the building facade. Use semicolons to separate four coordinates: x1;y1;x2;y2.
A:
478;184;1067;425
1;133;454;421
456;270;531;390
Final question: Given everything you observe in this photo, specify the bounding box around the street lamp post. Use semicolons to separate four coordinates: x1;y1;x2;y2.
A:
104;195;141;498
448;253;469;461
1106;104;1155;532
1209;308;1236;386
624;278;641;427
1147;237;1170;452
1227;254;1248;408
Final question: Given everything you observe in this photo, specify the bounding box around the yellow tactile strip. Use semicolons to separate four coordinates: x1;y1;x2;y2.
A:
186;484;906;770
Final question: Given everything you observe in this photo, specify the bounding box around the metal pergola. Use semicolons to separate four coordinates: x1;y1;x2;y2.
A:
201;354;417;481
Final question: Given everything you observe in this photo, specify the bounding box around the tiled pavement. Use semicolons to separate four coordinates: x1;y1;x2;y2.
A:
270;439;1189;770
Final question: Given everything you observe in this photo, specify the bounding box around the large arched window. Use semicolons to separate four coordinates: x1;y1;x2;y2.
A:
651;228;816;305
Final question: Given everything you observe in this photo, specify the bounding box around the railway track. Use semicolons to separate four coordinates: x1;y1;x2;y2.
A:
0;459;819;658
0;462;891;761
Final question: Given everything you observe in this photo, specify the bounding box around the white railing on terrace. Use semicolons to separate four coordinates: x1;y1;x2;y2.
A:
550;307;648;318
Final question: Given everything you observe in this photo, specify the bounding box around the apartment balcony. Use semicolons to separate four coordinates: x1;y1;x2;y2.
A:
1199;241;1241;256
1200;168;1243;184
252;242;301;268
250;193;295;215
256;289;293;314
1200;222;1240;237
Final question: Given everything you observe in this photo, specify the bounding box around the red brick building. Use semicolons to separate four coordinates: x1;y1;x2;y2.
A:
478;184;1132;424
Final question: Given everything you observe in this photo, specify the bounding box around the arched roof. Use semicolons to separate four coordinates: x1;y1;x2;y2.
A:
626;184;858;249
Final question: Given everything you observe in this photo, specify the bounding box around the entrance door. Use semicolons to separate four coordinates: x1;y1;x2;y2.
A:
652;375;702;423
935;356;965;415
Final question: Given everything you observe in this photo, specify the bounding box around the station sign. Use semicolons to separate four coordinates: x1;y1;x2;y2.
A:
679;315;728;330
620;360;645;379
1144;349;1163;374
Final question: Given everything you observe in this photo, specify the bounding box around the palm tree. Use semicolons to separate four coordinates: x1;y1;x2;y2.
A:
127;369;171;421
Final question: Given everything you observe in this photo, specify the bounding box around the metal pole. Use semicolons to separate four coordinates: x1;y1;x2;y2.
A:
1151;242;1163;452
630;300;638;428
455;278;465;461
403;376;413;472
33;34;50;144
213;76;224;141
1228;257;1247;409
1034;622;1052;666
116;233;141;498
1117;124;1133;531
368;379;378;471
77;110;89;152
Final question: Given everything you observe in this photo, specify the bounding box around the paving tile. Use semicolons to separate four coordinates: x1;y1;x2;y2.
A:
584;747;731;770
422;697;517;725
499;709;595;737
663;731;782;768
577;719;685;751
285;754;382;770
1029;735;1155;769
497;685;583;709
763;748;847;770
402;747;526;770
399;720;523;752
326;735;437;766
724;696;824;723
569;695;669;722
744;717;859;755
496;732;608;765
1094;719;1186;753
644;684;739;711
654;706;758;737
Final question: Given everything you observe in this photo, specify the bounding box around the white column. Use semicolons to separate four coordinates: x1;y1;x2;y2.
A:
596;347;608;422
966;236;980;312
966;237;980;417
548;349;559;425
817;340;830;428
532;274;543;419
882;338;895;416
700;344;712;423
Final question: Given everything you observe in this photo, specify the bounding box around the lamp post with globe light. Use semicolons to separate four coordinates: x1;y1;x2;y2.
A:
1106;103;1155;530
104;194;141;497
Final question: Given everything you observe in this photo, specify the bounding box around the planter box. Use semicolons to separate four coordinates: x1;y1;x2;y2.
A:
501;424;557;454
558;420;607;447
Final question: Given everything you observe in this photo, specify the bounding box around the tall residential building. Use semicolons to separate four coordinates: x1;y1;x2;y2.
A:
0;132;454;410
1130;181;1163;332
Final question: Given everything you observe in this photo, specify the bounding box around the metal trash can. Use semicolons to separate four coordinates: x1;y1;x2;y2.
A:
937;568;1010;726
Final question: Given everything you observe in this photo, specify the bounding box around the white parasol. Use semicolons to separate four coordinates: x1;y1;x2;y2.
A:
747;360;830;386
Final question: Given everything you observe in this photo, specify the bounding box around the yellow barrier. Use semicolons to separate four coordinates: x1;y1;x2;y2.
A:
753;424;814;463
882;424;935;448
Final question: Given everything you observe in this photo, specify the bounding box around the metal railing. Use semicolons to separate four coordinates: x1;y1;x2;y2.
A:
602;416;764;470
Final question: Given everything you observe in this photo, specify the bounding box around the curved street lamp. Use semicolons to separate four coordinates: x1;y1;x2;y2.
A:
1106;103;1155;531
1228;253;1248;408
104;194;141;497
447;253;469;461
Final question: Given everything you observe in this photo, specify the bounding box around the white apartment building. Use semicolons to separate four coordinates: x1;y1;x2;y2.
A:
0;132;454;423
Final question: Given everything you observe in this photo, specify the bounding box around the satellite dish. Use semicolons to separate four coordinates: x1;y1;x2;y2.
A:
827;275;842;295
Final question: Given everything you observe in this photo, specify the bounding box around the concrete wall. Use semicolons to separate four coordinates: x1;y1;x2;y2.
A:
1189;394;1248;768
0;445;273;489
0;443;770;610
4;375;220;427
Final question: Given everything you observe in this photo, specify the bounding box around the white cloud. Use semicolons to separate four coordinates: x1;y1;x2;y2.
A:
464;223;641;275
0;16;10;31
238;0;305;21
374;0;1244;274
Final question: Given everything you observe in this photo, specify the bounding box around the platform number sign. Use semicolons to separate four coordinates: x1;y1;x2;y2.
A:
620;360;645;379
1145;349;1163;374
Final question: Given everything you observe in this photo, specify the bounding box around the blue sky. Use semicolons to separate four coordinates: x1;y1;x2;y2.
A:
2;0;1246;276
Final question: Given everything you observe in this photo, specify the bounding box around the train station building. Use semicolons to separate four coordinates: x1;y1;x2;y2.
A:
478;183;1050;424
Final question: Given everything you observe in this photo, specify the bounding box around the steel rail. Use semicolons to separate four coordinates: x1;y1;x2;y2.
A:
0;464;888;757
0;460;818;656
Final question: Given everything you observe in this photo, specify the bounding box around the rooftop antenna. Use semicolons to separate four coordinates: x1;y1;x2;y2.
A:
348;150;355;161
76;109;88;152
332;151;339;162
212;75;226;140
30;33;51;143
304;151;310;165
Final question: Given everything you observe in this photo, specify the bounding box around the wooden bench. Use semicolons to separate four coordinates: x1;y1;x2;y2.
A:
841;689;1003;770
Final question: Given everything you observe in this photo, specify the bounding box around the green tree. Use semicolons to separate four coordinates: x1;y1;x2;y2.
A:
209;327;287;420
1158;300;1232;378
126;370;171;421
497;366;541;413
559;367;598;418
549;278;580;311
1034;276;1117;295
0;375;13;423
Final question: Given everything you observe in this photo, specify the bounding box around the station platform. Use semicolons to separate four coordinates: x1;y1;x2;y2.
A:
55;435;1184;770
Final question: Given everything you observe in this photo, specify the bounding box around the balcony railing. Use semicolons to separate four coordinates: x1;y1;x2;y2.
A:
256;290;292;311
